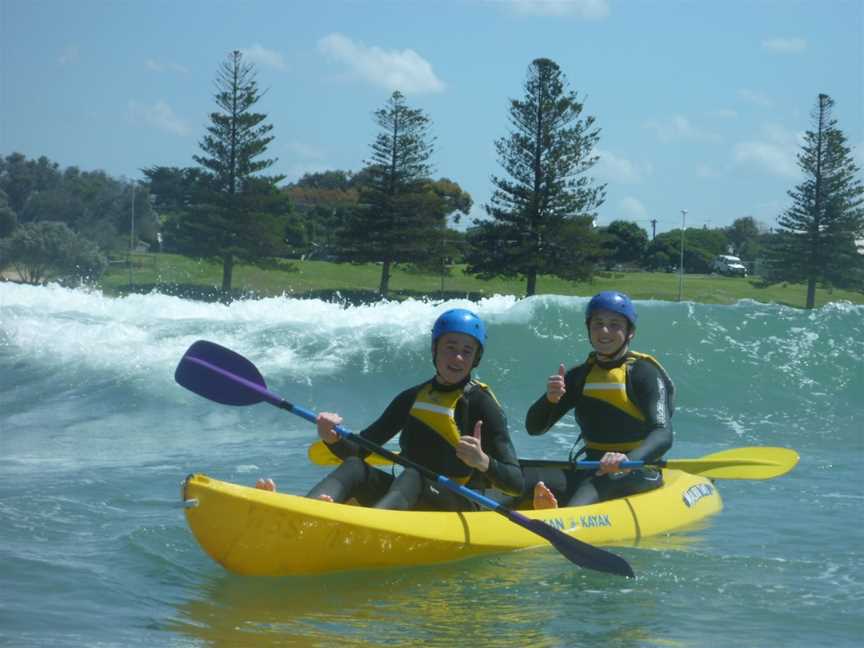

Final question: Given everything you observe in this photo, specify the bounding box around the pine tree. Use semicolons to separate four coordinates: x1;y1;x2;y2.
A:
338;91;438;298
182;50;289;294
764;94;864;307
465;58;606;296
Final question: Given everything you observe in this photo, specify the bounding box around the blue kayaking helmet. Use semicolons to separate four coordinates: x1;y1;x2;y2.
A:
585;291;638;329
431;308;486;367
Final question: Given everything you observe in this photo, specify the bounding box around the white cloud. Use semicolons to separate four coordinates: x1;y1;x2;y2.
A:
696;163;720;178
644;114;721;143
317;33;445;94
286;140;326;161
58;45;79;66
762;37;807;53
127;100;191;136
738;88;772;108
506;0;610;19
595;148;651;184
733;123;802;178
240;44;288;71
708;108;738;120
618;196;648;220
145;59;189;74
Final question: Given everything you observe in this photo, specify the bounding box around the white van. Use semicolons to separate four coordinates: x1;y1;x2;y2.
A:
712;255;747;277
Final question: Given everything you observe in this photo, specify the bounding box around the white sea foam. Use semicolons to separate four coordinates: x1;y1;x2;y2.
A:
0;284;567;382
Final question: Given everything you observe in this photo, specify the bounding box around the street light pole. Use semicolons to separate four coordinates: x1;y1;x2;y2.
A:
128;182;136;287
678;209;687;302
440;218;445;298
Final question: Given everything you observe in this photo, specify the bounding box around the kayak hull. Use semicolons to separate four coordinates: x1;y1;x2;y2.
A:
181;469;722;576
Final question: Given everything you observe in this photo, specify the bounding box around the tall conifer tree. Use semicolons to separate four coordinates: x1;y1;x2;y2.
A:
465;58;605;296
764;94;864;307
179;50;288;294
338;91;438;298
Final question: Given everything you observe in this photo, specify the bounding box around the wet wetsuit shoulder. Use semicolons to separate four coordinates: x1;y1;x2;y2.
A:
625;358;674;463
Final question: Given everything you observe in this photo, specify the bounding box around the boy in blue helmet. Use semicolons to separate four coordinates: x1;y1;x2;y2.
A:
263;308;523;510
523;291;676;508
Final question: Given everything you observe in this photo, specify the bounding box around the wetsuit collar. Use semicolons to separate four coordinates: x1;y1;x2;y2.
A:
431;374;472;391
593;346;631;368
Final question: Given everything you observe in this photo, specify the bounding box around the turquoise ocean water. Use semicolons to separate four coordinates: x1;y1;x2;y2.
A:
1;283;862;647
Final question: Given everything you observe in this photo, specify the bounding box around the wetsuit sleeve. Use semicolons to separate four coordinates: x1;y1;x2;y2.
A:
627;360;674;463
524;367;582;436
469;390;524;495
326;387;417;460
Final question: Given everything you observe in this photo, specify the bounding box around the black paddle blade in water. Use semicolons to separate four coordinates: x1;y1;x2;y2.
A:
175;340;267;406
507;511;635;578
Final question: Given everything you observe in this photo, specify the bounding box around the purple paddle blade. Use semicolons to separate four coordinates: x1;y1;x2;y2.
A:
175;340;267;406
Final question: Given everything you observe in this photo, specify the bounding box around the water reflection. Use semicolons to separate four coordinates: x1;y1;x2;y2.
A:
168;555;552;646
166;542;709;647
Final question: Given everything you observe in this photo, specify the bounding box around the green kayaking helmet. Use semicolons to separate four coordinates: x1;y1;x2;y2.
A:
585;291;638;329
431;308;486;367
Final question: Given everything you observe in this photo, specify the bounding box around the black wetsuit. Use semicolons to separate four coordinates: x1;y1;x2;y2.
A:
306;376;524;511
522;351;674;506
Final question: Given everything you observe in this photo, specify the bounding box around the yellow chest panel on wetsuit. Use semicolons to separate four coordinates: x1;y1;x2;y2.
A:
583;362;645;421
408;381;491;484
408;381;490;447
581;352;672;452
409;384;464;447
410;380;497;448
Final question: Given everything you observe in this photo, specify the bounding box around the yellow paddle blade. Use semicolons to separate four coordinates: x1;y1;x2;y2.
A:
307;440;394;466
665;447;799;480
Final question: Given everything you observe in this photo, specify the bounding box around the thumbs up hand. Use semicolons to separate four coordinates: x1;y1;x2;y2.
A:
547;363;567;403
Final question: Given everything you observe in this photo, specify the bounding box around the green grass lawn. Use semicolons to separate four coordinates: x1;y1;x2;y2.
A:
101;252;864;308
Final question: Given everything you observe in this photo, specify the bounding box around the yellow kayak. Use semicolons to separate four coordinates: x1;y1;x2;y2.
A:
181;468;723;576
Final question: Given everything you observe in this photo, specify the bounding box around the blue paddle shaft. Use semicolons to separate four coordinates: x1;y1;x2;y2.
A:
578;460;644;469
290;403;507;511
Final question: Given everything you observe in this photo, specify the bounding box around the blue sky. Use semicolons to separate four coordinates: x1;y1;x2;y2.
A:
2;0;862;234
